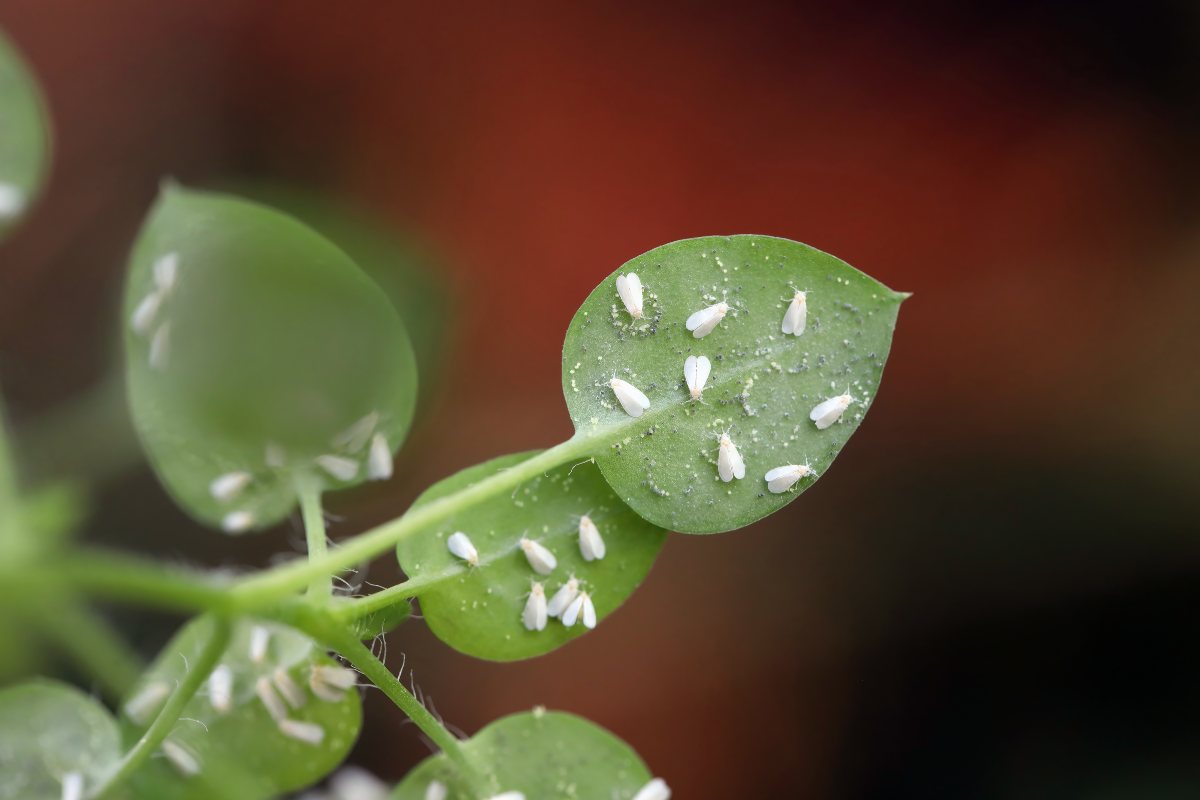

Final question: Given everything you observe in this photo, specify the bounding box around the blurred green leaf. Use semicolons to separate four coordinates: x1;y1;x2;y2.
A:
121;617;362;799
219;182;451;394
391;709;654;799
0;680;121;800
0;28;50;239
562;235;905;533
123;186;418;532
396;452;666;661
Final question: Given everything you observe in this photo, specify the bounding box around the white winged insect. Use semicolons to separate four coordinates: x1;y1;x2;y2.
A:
209;471;252;504
781;289;807;336
221;510;255;534
546;576;581;618
208;664;233;713
0;183;26;220
60;772;84;800
314;454;359;482
685;301;730;339
366;432;393;481
447;531;479;567
809;391;855;430
519;537;557;575
161;740;201;777
561;590;597;629
633;778;672;800
577;514;606;561
764;463;817;494
153;252;180;293
309;663;359;702
278;718;325;745
610;376;650;418
717;430;745;482
615;272;644;319
683;355;711;400
523;582;548;631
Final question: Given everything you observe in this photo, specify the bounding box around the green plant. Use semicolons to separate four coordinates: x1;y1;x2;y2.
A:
0;31;905;800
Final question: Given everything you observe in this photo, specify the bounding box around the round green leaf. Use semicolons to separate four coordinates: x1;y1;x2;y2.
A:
391;709;655;800
122;186;418;532
562;234;906;533
121;617;362;799
0;28;50;238
218;181;451;394
0;680;121;800
396;452;666;661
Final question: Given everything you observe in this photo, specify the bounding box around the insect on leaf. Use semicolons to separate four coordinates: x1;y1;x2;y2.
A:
396;452;666;661
0;28;50;239
120;617;362;800
122;186;418;533
391;709;655;799
562;235;906;533
0;680;121;800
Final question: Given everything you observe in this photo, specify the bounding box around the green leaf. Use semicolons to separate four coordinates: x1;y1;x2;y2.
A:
0;28;50;238
391;709;655;799
562;235;905;533
346;596;412;641
396;452;666;661
217;182;451;395
121;617;362;799
0;680;121;800
122;186;418;532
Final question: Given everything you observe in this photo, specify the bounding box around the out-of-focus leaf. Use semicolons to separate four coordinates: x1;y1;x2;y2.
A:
219;182;451;393
121;617;362;799
0;28;50;238
396;452;666;661
391;709;655;799
0;680;121;800
122;186;418;532
562;235;905;533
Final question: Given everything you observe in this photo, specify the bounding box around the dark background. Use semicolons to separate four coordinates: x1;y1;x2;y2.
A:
2;1;1199;797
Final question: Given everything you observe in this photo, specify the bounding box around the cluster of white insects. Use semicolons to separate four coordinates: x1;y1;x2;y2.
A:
446;514;608;634
612;272;856;494
129;251;179;372
128;253;398;533
422;774;670;800
209;411;393;533
116;624;360;787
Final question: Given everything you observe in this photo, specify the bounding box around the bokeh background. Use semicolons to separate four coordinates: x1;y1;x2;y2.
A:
3;1;1200;797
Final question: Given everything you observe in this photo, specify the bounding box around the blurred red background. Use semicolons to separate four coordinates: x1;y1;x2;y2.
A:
2;1;1199;797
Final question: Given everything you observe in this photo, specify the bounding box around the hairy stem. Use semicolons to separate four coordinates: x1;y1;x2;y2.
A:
296;476;331;598
318;627;490;797
232;434;597;607
329;576;425;623
53;550;235;613
93;615;231;799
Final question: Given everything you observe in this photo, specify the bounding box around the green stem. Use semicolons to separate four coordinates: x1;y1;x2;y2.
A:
36;598;143;702
51;550;235;613
296;477;330;598
330;577;425;623
318;626;490;797
93;615;231;800
232;434;597;607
